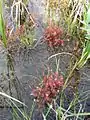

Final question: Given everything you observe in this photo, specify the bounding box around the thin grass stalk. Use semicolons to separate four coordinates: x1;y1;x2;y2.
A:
10;100;28;120
63;60;78;90
66;112;90;118
29;101;35;120
0;92;26;106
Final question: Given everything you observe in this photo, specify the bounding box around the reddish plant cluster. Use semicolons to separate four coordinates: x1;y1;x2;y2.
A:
44;25;64;47
32;72;64;107
6;24;25;42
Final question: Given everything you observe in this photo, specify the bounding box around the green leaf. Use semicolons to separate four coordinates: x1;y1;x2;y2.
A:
77;41;90;68
86;7;90;24
78;4;90;68
0;0;7;48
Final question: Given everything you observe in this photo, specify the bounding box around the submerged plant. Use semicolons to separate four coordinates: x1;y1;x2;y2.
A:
32;72;64;107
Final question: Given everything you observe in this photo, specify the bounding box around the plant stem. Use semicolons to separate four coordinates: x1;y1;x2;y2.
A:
63;61;78;90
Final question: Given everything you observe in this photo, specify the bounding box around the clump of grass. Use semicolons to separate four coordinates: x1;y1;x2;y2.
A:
20;22;36;47
8;0;36;47
63;0;86;37
77;3;90;68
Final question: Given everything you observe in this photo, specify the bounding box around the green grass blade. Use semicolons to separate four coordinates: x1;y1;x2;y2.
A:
0;0;7;48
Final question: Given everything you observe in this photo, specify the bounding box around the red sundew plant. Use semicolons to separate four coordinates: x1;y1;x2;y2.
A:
44;25;64;47
32;72;64;107
6;24;25;42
